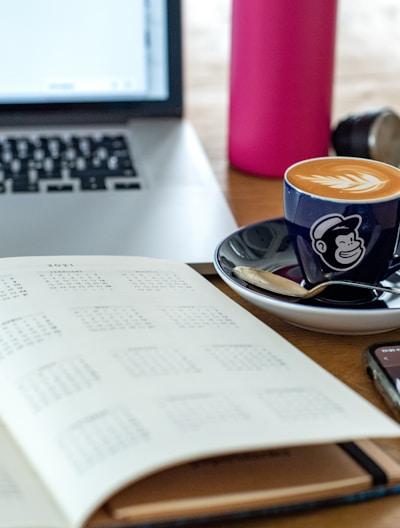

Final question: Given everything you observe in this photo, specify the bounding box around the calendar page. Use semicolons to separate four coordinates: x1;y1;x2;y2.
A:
0;255;397;528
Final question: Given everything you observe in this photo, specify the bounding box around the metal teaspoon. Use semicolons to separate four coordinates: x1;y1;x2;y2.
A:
233;266;400;300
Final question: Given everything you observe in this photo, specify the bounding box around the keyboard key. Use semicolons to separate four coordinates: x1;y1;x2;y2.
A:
47;184;74;192
114;182;141;190
80;176;107;191
12;181;39;193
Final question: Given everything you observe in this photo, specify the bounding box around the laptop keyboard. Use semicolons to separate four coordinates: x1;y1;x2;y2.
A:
0;134;140;193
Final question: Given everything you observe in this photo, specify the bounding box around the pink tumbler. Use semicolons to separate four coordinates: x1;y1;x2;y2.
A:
228;0;338;177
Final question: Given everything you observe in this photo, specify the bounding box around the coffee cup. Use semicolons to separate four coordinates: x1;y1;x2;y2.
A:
284;156;400;303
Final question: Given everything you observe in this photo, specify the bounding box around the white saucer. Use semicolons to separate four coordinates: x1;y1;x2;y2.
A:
214;218;400;335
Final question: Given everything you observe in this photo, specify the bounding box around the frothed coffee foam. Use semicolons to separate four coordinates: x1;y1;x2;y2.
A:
286;157;400;200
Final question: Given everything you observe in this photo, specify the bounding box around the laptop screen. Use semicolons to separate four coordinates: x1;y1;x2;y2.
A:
0;0;182;124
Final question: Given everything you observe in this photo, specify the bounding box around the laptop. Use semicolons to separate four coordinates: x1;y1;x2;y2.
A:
0;0;237;274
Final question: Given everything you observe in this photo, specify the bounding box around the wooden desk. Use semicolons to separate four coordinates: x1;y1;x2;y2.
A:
183;1;400;526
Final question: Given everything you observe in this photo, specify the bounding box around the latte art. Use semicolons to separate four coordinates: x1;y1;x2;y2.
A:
286;158;400;200
307;172;385;193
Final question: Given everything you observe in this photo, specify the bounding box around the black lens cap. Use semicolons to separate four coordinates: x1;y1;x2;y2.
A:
332;108;400;166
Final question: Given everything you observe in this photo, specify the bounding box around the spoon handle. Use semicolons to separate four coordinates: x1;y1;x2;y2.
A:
330;280;400;295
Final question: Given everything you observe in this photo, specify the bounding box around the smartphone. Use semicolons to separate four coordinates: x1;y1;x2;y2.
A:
364;341;400;420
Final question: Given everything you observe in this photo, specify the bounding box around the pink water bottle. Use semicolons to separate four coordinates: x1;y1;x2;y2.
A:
228;0;338;178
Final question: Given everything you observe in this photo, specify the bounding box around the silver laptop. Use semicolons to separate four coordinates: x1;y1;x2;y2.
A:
0;0;236;273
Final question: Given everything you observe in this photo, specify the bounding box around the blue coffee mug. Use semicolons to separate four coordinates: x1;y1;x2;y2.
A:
284;157;400;303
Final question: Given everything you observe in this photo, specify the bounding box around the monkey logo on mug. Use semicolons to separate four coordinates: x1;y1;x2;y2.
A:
310;214;366;271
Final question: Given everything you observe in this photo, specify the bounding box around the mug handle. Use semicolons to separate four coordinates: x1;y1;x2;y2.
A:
386;228;400;278
386;255;400;278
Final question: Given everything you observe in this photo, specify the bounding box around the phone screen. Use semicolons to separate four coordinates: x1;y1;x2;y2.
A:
371;343;400;393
